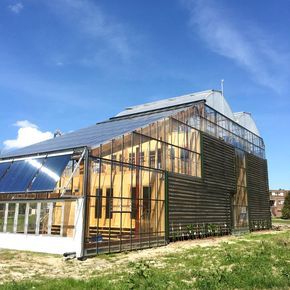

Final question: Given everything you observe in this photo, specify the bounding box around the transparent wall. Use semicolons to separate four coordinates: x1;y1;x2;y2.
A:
232;149;249;229
58;160;84;197
85;158;165;254
6;203;15;233
0;153;84;201
17;203;26;233
175;103;265;159
85;110;202;254
92;117;202;179
0;200;76;237
0;203;5;232
27;203;37;234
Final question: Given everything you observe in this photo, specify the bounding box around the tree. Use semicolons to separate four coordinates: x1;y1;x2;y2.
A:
281;191;290;219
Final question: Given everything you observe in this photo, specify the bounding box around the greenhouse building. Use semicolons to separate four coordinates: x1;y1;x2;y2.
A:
0;90;271;258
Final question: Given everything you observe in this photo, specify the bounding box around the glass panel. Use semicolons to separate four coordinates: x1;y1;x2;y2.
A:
17;203;26;233
233;205;248;228
0;158;45;193
123;134;132;165
171;119;179;147
0;162;12;180
232;149;249;229
86;156;166;254
63;201;75;237
27;203;37;234
39;203;50;235
101;141;112;159
0;203;5;232
30;155;71;191
142;186;151;220
106;188;113;219
95;188;103;219
51;202;62;236
6;203;15;233
112;137;123;163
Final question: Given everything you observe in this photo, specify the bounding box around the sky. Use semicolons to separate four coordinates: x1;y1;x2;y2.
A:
0;0;289;189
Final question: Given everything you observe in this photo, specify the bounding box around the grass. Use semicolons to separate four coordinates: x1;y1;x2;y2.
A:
272;218;290;225
1;231;290;289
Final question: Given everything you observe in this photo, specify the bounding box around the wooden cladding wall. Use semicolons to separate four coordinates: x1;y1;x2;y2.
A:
202;134;236;191
168;134;236;237
246;154;270;223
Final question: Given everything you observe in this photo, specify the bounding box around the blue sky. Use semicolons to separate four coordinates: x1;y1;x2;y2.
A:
0;0;289;189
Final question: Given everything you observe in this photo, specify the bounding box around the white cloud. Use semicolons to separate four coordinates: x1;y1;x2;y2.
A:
3;120;53;151
183;0;290;93
46;0;133;65
8;2;24;14
13;120;37;129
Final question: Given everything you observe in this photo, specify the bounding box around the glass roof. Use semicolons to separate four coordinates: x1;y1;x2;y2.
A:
0;154;71;194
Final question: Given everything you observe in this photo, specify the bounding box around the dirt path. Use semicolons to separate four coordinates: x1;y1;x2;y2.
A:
0;229;288;285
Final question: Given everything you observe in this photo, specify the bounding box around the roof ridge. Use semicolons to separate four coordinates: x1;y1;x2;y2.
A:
123;89;215;110
110;99;206;121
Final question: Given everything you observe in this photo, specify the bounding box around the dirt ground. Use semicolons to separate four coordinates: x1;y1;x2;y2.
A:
0;226;289;285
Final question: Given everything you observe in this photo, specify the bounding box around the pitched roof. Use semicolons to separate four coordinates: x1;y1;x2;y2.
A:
0;106;186;158
116;89;235;121
0;89;262;159
233;112;260;136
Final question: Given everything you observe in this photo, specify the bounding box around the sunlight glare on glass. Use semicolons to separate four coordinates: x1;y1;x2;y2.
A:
27;159;60;182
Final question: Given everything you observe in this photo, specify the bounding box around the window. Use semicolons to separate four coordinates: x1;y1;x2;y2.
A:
149;151;155;168
157;148;162;169
169;147;175;160
149;149;162;169
111;155;117;169
106;188;113;219
128;153;135;164
131;187;137;219
95;189;103;219
139;152;145;164
143;187;151;218
180;149;189;160
92;160;101;173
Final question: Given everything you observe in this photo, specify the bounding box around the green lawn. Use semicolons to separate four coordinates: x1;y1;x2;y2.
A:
272;218;290;225
1;231;290;290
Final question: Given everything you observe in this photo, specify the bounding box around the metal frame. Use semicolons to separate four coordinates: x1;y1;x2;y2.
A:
0;148;86;198
61;148;86;197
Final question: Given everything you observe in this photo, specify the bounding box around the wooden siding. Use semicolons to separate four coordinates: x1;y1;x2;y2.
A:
202;134;236;191
246;153;271;223
168;134;236;237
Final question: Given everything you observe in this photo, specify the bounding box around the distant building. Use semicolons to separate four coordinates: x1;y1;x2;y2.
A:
270;190;289;217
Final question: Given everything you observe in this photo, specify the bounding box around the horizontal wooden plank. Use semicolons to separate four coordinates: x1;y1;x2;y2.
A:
246;153;271;223
167;134;234;237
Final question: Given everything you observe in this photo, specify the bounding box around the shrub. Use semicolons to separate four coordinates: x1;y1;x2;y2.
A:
281;191;290;219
